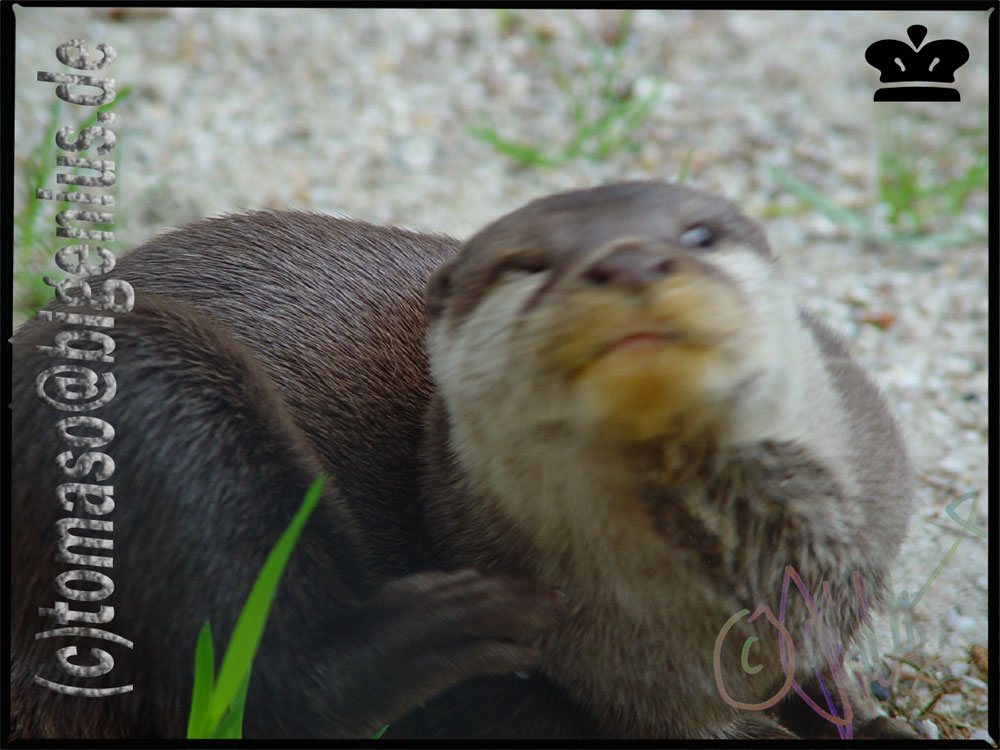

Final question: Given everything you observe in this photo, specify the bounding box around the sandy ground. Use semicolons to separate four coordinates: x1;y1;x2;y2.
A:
12;7;990;740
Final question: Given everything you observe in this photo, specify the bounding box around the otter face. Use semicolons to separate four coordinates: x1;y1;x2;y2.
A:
427;182;801;448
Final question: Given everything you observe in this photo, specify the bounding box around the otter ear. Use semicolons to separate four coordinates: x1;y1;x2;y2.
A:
426;259;457;318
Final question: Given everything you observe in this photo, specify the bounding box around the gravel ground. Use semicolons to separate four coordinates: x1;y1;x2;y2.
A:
13;7;990;740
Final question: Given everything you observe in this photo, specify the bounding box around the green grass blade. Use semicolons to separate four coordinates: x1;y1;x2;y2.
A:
766;165;871;234
532;31;588;132
186;621;216;738
206;474;326;728
210;672;251;739
465;123;559;167
942;161;988;212
768;163;985;249
613;10;635;50
371;724;390;739
592;85;658;158
676;147;695;185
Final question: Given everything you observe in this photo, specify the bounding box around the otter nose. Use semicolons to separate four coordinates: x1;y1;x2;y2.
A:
584;243;676;289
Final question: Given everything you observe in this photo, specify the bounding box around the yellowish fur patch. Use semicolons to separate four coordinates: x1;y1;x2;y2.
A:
544;272;742;440
575;345;720;440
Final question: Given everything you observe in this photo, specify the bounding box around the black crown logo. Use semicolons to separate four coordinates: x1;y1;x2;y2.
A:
865;24;969;101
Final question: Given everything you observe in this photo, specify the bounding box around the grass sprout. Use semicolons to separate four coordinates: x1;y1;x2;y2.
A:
468;11;660;168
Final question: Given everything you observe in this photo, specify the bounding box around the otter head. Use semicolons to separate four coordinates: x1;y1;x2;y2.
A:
423;184;898;736
426;182;802;457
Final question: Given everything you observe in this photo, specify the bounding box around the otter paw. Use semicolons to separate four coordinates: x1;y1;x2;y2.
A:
340;569;567;733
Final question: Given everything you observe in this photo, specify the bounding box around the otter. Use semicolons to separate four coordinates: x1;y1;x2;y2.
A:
10;182;916;739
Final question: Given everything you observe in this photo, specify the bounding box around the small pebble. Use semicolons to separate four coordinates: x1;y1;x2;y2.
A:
961;675;988;690
918;719;939;740
878;365;923;391
937;694;963;712
869;677;891;701
948;661;969;677
944;609;976;635
938;453;967;475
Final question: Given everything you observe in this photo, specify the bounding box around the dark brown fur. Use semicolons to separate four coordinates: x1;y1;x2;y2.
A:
11;212;585;739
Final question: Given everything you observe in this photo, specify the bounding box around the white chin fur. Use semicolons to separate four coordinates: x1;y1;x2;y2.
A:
429;247;859;498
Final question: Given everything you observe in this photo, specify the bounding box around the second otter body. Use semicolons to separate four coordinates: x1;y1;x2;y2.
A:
10;182;914;739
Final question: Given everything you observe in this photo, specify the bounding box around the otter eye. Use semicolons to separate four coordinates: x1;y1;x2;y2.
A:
495;257;548;279
679;224;716;249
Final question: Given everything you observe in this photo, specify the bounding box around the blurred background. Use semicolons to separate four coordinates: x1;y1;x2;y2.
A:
12;7;990;740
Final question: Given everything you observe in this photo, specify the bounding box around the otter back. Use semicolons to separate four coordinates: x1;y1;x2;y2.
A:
11;212;587;739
